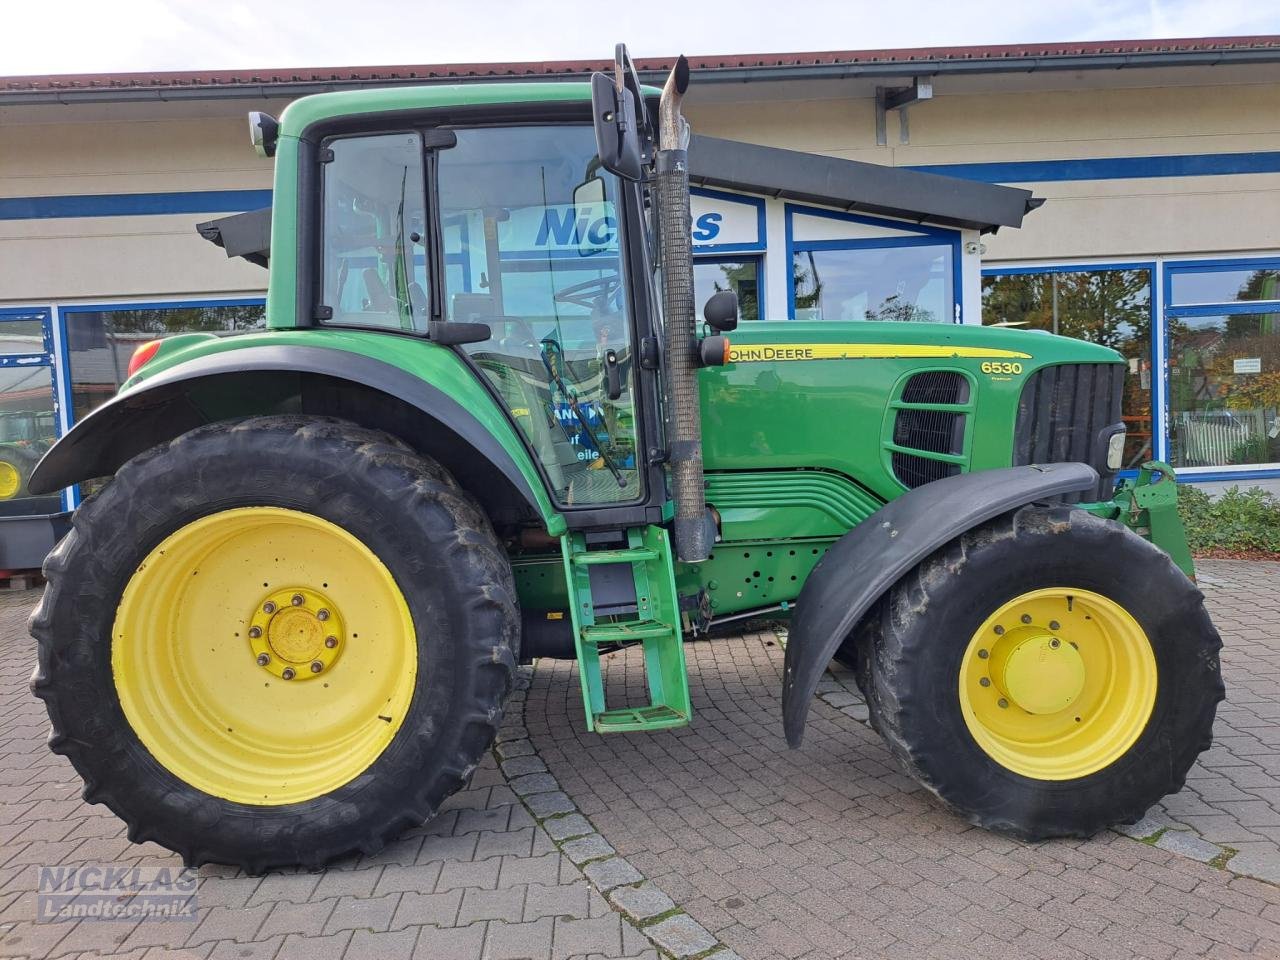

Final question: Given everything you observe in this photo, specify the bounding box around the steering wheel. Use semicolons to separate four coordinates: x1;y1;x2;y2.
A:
553;273;624;311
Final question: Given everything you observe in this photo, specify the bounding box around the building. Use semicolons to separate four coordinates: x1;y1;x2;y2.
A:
1;36;1278;565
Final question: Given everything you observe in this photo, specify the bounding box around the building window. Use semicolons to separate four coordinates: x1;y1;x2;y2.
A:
62;300;265;424
0;308;61;517
694;258;760;323
1166;260;1280;472
982;266;1154;468
792;244;955;323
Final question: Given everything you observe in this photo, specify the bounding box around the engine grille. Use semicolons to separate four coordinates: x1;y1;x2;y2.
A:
890;372;969;489
900;370;971;405
1013;363;1125;502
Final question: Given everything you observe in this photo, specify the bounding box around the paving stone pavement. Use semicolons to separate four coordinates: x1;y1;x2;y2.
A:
2;560;1280;960
0;591;666;960
524;560;1280;960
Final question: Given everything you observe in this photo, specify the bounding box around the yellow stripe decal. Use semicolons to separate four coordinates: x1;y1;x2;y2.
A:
726;343;1033;363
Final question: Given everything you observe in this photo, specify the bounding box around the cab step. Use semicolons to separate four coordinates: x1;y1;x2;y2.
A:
560;526;691;734
594;704;688;733
581;619;673;644
571;547;659;566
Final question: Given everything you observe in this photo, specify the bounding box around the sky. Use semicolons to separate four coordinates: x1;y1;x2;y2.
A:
6;0;1280;76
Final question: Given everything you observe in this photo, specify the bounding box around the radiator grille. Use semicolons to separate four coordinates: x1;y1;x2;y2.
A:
900;370;970;405
890;372;969;489
892;451;960;488
893;409;965;455
1013;363;1125;502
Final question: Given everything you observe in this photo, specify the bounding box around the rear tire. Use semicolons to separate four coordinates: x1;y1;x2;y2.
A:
860;503;1223;840
30;416;519;871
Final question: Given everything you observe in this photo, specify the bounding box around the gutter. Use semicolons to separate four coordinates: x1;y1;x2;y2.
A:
4;48;1279;107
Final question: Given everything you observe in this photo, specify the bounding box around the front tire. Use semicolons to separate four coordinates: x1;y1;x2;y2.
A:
30;416;519;871
860;503;1223;840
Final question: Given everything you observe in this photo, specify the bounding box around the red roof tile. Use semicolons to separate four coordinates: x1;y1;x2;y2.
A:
4;36;1278;93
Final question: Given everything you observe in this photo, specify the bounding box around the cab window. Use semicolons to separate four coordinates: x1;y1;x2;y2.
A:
320;132;429;331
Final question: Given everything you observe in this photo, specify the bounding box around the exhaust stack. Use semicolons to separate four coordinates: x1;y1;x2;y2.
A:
653;56;709;564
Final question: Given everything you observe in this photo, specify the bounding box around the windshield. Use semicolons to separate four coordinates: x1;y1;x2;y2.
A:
437;126;641;506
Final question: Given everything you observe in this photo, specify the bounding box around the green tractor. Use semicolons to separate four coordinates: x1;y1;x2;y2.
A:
29;48;1222;872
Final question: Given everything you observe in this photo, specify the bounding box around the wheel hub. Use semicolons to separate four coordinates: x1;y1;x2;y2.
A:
248;587;344;680
958;587;1158;781
993;632;1086;715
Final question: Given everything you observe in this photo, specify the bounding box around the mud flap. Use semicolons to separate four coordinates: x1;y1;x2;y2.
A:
781;462;1099;747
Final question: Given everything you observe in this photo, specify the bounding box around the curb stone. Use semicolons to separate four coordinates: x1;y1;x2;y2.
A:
495;666;733;960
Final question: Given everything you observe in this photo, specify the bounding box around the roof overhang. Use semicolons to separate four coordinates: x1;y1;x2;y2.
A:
688;135;1035;233
4;36;1278;106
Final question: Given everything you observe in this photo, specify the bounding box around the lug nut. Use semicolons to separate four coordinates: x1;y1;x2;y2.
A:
310;661;323;674
979;677;991;687
1021;614;1032;624
1049;638;1061;649
256;653;270;666
1049;620;1061;630
978;649;989;659
324;636;338;649
291;593;305;606
281;668;296;680
317;609;330;621
993;625;1005;636
248;626;262;639
998;698;1009;709
263;601;276;614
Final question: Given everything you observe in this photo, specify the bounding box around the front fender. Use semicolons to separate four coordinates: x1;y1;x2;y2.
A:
782;462;1098;747
29;343;559;531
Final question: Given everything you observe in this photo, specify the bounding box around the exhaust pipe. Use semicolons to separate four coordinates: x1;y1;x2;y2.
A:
653;56;710;564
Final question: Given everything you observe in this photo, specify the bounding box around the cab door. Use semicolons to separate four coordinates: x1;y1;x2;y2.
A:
436;125;642;507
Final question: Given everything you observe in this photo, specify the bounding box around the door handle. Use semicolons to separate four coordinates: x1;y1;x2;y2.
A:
604;349;622;401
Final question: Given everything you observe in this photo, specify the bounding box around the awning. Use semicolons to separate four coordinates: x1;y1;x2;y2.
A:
688;135;1037;233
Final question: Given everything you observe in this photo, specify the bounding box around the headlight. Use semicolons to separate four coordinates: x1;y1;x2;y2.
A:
1106;430;1126;471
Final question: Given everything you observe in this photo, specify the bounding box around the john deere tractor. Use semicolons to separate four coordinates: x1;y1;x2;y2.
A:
28;48;1222;872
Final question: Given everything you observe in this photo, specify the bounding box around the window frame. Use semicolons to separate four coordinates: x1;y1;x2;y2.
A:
785;203;963;324
0;306;66;515
692;254;765;323
1163;256;1280;479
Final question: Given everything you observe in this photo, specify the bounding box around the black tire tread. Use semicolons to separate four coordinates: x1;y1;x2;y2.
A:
860;503;1224;840
30;415;518;872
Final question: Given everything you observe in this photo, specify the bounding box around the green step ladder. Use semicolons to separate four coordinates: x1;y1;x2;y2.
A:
559;526;692;733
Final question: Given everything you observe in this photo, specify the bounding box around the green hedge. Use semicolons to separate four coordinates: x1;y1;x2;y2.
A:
1178;485;1280;556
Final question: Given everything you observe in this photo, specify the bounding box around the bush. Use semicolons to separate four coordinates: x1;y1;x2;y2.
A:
1178;484;1280;556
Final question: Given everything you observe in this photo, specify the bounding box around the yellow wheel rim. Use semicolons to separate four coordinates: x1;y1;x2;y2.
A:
112;507;417;805
0;461;21;499
958;587;1157;781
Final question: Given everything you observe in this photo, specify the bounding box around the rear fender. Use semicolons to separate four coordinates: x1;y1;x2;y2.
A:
782;462;1098;747
29;344;560;531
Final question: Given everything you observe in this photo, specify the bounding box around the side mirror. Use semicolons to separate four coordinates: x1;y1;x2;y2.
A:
248;112;279;158
591;71;643;181
572;176;611;255
703;290;739;332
